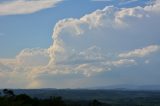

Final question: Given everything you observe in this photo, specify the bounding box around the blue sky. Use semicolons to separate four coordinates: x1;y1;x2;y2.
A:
0;0;149;58
0;0;160;88
0;0;111;58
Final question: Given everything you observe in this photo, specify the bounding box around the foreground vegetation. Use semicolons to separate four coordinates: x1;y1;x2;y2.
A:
0;89;109;106
0;89;160;106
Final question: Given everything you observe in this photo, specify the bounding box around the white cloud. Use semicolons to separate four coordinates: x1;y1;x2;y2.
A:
110;59;136;67
119;45;160;58
16;48;50;67
75;63;109;77
47;0;160;76
0;48;49;88
0;0;160;88
0;0;62;16
144;0;160;13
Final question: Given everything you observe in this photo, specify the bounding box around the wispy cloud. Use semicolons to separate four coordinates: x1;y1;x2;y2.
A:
119;0;138;5
119;45;160;58
0;0;63;16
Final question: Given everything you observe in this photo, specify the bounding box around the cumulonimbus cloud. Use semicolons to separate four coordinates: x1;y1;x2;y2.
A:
0;0;160;88
0;0;63;16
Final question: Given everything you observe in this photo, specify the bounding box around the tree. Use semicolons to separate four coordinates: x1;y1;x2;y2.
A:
3;89;15;97
51;96;66;106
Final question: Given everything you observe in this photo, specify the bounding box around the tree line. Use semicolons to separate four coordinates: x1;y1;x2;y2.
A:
0;89;108;106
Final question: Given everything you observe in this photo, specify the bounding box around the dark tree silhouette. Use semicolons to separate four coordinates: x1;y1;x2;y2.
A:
3;89;15;97
50;96;66;106
91;99;102;106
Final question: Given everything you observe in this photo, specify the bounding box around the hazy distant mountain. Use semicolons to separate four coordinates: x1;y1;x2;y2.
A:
89;84;160;90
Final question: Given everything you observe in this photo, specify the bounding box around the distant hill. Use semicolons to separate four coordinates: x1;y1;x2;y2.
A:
89;84;160;90
0;87;160;100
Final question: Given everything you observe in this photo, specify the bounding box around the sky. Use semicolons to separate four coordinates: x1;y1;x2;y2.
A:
0;0;160;88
